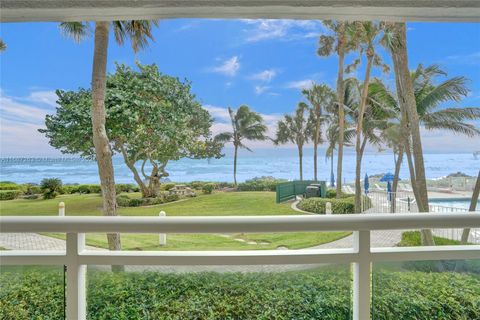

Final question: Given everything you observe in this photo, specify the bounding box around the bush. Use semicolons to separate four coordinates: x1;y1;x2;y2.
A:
162;183;175;191
238;177;287;192
299;194;372;214
325;189;351;199
0;190;20;201
22;194;39;200
115;184;139;193
24;184;42;195
40;178;62;200
77;184;102;194
116;192;179;207
1;268;479;320
61;185;79;194
0;182;20;190
202;183;215;194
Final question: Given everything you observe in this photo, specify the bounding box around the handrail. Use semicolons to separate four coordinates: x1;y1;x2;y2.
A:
1;212;479;233
1;212;480;320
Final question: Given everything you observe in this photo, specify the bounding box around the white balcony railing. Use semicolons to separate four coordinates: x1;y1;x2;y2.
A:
1;213;480;320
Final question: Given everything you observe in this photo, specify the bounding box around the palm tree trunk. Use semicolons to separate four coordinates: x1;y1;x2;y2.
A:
392;147;404;213
313;136;318;181
298;145;303;181
460;170;480;244
91;22;122;256
336;22;346;199
355;54;374;213
330;152;334;187
391;23;433;245
233;144;238;186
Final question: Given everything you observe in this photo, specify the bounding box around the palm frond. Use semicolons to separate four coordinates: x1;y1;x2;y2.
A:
59;22;88;43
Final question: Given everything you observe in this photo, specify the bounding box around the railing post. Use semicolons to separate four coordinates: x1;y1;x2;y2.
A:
159;211;167;246
58;202;65;216
353;230;371;320
66;233;86;320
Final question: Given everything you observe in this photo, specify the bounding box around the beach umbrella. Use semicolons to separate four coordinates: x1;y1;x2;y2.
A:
380;173;395;182
330;171;335;187
364;173;369;194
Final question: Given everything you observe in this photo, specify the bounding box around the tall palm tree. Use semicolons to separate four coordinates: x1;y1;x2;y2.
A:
275;103;312;181
0;39;6;52
347;21;390;212
215;105;267;185
60;21;158;254
302;84;335;181
318;21;352;198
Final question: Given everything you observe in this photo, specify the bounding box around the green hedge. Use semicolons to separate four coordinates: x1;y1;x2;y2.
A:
116;192;179;207
0;182;21;191
0;190;21;201
1;268;479;320
299;195;372;214
238;177;288;192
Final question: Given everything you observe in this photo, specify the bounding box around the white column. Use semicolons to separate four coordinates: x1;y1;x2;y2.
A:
58;202;65;216
159;211;167;246
66;233;86;320
353;230;371;320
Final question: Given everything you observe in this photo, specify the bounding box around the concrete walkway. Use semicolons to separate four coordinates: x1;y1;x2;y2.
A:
0;229;403;273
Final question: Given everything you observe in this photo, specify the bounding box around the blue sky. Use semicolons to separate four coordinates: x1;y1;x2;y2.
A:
0;20;479;156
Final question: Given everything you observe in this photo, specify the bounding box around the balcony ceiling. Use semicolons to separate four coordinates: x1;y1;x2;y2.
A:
1;1;479;22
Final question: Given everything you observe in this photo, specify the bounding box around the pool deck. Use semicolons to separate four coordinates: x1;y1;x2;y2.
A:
428;190;474;200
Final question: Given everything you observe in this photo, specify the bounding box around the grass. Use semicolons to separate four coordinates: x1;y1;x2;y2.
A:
0;191;350;250
399;231;465;246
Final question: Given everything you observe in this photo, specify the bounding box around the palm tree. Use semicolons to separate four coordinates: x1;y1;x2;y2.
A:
275;103;312;181
347;21;390;212
317;21;352;198
302;84;335;181
215;106;267;185
0;39;6;52
60;21;158;254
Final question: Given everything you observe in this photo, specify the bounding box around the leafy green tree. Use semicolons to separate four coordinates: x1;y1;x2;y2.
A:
302;84;336;181
215;106;268;185
40;63;222;197
275;103;312;181
60;20;158;253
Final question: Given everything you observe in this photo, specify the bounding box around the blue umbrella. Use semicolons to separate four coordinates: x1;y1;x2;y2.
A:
364;173;369;194
380;173;395;182
330;171;335;187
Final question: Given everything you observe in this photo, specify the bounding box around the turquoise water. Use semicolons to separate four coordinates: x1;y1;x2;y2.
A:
429;198;472;209
1;150;479;184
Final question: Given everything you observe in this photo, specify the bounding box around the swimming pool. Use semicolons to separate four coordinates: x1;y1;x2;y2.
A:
429;198;473;210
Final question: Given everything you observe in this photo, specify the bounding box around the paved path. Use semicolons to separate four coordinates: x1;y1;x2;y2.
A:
0;229;403;273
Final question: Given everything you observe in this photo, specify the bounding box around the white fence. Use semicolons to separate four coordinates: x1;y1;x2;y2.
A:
1;213;479;320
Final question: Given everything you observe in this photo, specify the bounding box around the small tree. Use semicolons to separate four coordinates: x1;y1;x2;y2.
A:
215;106;268;185
40;178;62;199
40;63;222;197
275;103;312;181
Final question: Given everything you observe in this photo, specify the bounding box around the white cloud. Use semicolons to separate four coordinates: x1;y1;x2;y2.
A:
254;85;270;95
242;19;323;43
445;51;480;65
285;79;314;90
250;69;277;83
25;90;58;107
0;94;50;124
210;56;240;77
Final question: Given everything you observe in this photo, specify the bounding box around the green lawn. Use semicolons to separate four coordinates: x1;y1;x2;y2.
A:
0;191;350;250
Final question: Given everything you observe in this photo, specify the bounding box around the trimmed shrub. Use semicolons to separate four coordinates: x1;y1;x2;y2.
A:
1;268;479;320
238;177;287;192
0;190;20;201
77;184;102;194
24;184;41;195
325;189;351;199
115;184;139;193
40;178;62;200
61;185;79;194
162;183;176;191
299;196;355;214
202;183;215;194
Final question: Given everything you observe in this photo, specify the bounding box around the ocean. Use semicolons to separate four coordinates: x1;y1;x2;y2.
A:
0;149;479;185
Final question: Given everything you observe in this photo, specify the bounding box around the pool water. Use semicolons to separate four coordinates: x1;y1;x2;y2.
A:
429;198;473;210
